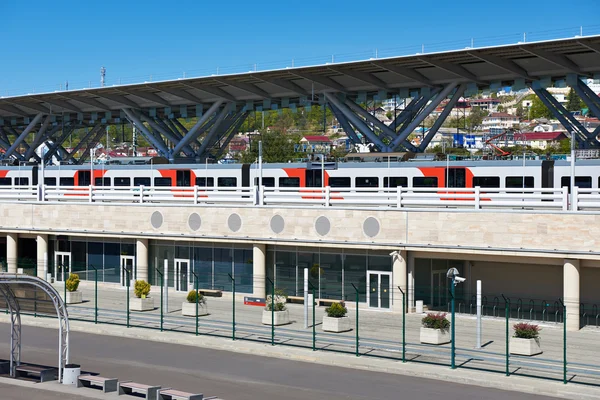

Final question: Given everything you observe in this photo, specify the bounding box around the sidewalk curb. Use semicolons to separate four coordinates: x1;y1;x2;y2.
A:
3;314;600;400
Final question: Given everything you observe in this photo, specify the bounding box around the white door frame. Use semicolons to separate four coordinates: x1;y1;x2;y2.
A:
367;271;392;309
174;258;191;292
54;251;71;282
120;255;136;287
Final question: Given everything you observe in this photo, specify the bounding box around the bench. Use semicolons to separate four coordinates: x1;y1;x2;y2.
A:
118;381;161;398
15;365;57;382
158;388;204;400
198;289;222;297
317;298;345;307
77;374;118;393
0;360;9;375
286;296;305;304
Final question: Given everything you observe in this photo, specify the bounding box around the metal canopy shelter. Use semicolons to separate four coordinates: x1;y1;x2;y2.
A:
0;274;69;382
0;35;600;158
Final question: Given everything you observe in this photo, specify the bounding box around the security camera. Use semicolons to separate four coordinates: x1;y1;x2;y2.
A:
454;276;466;283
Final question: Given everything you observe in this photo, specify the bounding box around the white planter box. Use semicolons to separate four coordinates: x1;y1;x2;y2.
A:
322;316;352;333
262;310;290;326
181;302;208;317
510;337;542;356
130;297;154;312
420;327;451;345
66;290;82;304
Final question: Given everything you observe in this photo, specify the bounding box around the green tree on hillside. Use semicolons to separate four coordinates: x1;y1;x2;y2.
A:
529;96;553;120
238;130;301;163
565;88;585;112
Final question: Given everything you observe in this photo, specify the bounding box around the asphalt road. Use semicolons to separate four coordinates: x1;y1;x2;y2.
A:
0;323;559;400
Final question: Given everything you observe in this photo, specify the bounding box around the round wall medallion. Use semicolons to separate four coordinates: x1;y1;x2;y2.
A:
150;211;163;229
315;216;331;236
270;215;285;234
363;217;380;238
228;213;242;232
188;213;202;231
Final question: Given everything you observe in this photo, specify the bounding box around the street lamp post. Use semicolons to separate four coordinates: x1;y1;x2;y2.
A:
447;267;466;370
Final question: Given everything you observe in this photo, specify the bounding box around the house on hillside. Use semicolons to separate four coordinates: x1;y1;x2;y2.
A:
297;135;332;154
482;112;520;131
513;132;568;150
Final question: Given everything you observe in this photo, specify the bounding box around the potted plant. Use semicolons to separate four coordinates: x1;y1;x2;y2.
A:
262;289;290;326
182;290;208;317
510;322;542;356
420;312;451;345
65;273;82;304
322;302;351;333
130;280;154;311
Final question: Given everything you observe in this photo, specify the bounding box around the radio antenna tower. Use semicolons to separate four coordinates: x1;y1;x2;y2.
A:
100;66;106;87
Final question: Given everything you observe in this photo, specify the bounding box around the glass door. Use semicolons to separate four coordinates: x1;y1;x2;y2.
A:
174;258;190;292
367;271;392;309
54;252;71;282
120;256;136;287
432;270;448;309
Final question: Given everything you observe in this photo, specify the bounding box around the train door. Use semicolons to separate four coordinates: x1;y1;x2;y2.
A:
176;170;191;186
446;168;466;188
305;169;323;187
79;170;91;186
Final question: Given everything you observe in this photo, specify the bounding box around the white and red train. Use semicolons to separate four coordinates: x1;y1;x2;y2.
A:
0;158;598;191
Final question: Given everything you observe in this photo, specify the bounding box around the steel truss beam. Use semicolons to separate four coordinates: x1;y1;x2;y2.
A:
212;111;250;159
44;124;76;163
1;113;44;160
419;84;468;151
122;109;170;158
328;104;362;148
139;112;196;158
170;101;224;158
24;123;60;161
63;124;105;161
77;126;109;164
195;103;235;158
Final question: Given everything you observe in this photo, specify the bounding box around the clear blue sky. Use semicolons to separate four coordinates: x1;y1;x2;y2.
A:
0;0;597;96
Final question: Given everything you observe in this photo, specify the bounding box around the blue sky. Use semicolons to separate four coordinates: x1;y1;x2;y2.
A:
0;0;598;96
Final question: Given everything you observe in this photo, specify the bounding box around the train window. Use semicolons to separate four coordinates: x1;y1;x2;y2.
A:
44;178;56;186
60;178;74;186
473;177;500;188
356;177;379;187
154;177;172;187
446;168;466;188
133;177;151;186
413;177;438;187
218;177;237;187
383;177;408;188
279;177;300;187
15;178;29;186
94;177;111;186
0;178;11;186
329;177;351;188
506;176;534;188
254;177;275;187
195;177;214;187
114;177;131;187
561;176;592;192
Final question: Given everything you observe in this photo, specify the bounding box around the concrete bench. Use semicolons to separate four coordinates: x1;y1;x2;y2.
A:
286;296;304;304
77;374;118;393
198;289;222;297
15;364;56;382
318;298;345;307
158;388;204;400
118;381;161;398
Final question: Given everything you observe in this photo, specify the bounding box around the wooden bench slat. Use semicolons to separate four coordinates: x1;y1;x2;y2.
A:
16;365;54;373
121;382;155;389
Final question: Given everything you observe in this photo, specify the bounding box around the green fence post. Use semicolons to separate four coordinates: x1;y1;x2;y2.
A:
502;294;510;376
156;268;163;332
192;271;199;336
398;286;406;363
267;277;275;346
126;267;130;328
312;286;316;351
450;278;456;369
64;271;67;306
228;273;235;341
351;283;359;357
560;298;567;384
89;265;98;324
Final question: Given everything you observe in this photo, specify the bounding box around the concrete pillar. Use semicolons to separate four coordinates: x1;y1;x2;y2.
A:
391;250;407;312
563;259;580;331
407;252;415;313
253;243;266;298
36;234;48;280
136;238;149;282
7;233;17;273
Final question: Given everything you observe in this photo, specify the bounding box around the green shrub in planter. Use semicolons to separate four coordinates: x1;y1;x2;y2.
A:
186;290;206;304
65;273;80;292
325;302;348;318
134;280;151;298
421;312;450;333
265;288;287;311
513;322;540;339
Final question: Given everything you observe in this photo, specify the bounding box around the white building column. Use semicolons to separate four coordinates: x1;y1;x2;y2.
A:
391;250;407;312
563;259;580;331
407;252;415;313
36;234;48;280
253;243;266;298
136;238;149;282
7;233;17;273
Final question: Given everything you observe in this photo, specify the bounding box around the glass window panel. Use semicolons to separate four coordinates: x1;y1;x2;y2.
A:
275;250;297;296
193;246;213;289
104;242;120;283
0;178;11;185
319;253;343;300
472;176;500;188
329;177;351;188
413;177;438;187
506;176;535;188
213;247;232;291
234;248;253;293
44;177;56;186
561;176;592;193
114;177;131;187
368;254;392;271
254;177;275;187
279;177;300;187
87;242;104;280
71;241;88;280
195;177;214;187
298;250;319;295
218;177;237;187
343;254;367;303
355;177;379;188
95;177;111;186
134;177;151;186
154;177;172;187
60;177;74;186
15;177;29;185
383;177;408;188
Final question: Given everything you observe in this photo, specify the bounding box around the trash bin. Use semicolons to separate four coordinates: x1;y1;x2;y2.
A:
415;300;424;314
62;363;80;385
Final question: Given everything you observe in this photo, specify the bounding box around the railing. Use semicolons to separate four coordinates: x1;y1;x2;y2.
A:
1;184;597;211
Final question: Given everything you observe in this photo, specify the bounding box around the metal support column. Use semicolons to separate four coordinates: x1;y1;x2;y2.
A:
420;84;468;151
170;100;224;157
123;109;171;157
